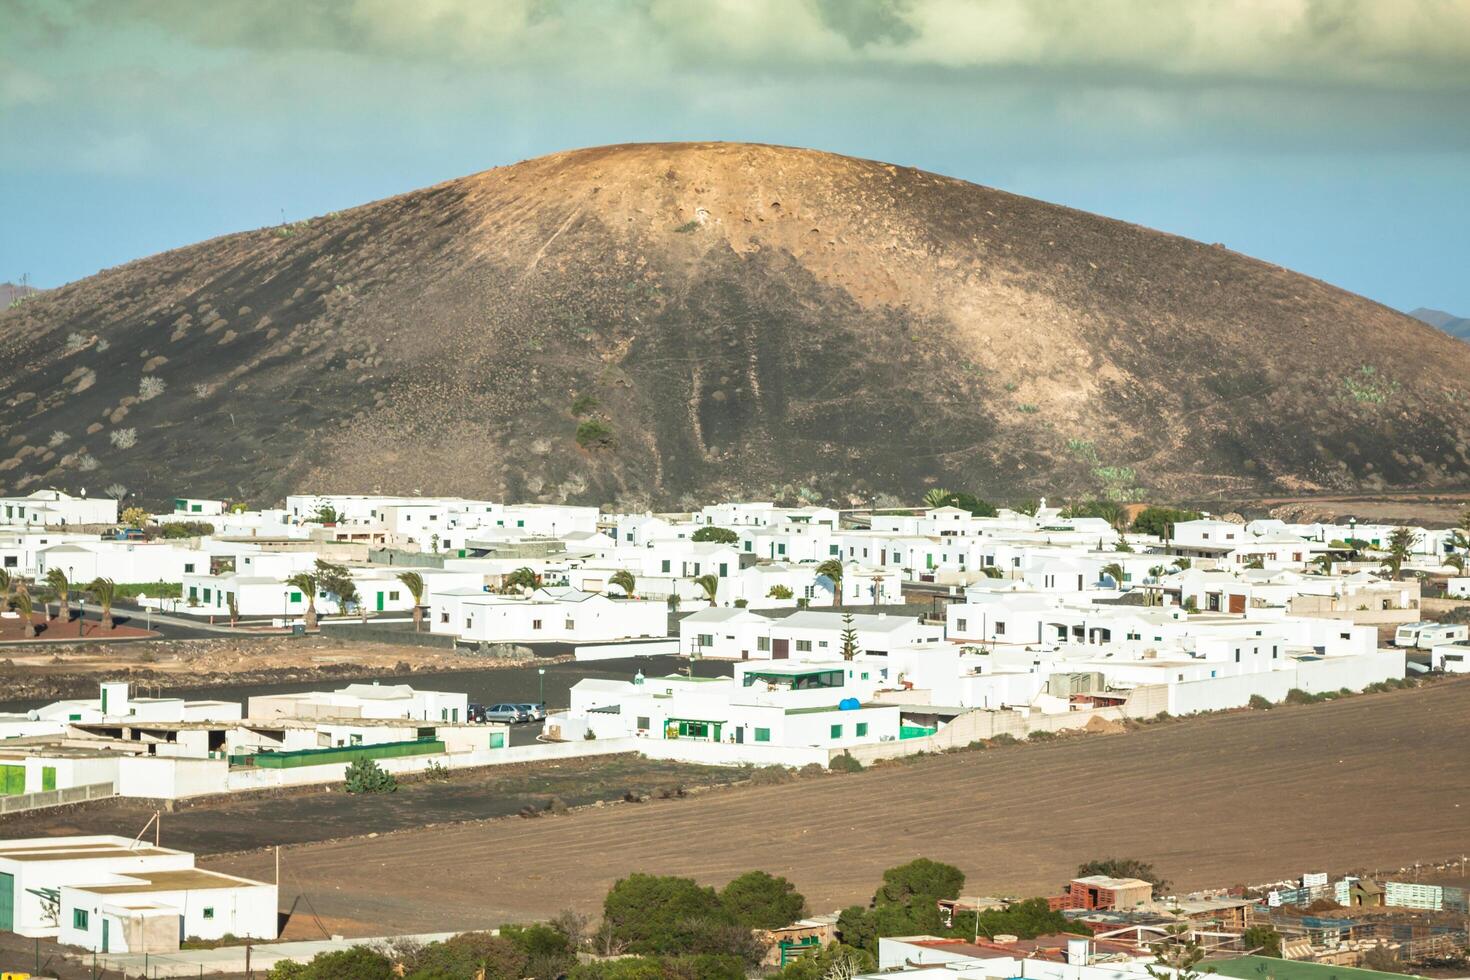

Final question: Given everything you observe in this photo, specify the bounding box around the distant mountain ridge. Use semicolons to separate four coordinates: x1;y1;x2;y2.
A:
3;142;1470;508
1410;307;1470;340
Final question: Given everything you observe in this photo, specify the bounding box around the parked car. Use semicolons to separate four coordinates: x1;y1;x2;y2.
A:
517;703;547;722
484;703;530;724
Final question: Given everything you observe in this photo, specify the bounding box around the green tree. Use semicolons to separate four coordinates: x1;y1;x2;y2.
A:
692;526;739;544
816;559;844;607
609;569;637;597
44;568;69;622
504;566;540;593
602;873;732;955
311;504;339;525
120;506;150;528
719;870;806;930
89;577;117;630
1131;506;1201;539
271;946;393;980
839;612;861;660
1077;858;1169;892
13;591;35;638
314;559;357;613
1310;553;1334;574
766;584;793;600
693;574;720;605
922;488;951;509
396;571;426;631
1100;562;1126;589
499;922;577;979
1241;925;1282;957
954;898;1086;942
344;758;397;794
875;858;965;908
1380;527;1415;580
404;931;529;980
1062;499;1126;529
767;942;875;980
286;572;319;629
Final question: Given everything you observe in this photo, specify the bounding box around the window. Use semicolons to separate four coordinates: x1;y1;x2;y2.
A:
202;588;212;602
796;640;813;652
829;723;843;738
856;722;869;737
189;586;198;600
754;727;771;742
489;732;505;748
757;637;771;652
73;908;89;930
440;611;449;623
637;716;650;729
351;733;364;745
1234;650;1241;662
829;544;839;555
818;640;828;648
698;633;714;647
661;560;671;573
777;544;786;555
532;619;543;630
956;618;968;632
184;562;195;573
389;590;400;601
995;622;1006;635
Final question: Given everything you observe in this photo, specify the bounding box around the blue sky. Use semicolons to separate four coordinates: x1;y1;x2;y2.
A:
3;0;1469;313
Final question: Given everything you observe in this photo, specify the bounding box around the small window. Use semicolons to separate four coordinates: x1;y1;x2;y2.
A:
757;637;771;651
389;590;400;601
661;560;671;573
829;724;843;739
290;591;302;603
441;611;450;623
532;619;543;630
754;727;771;742
203;907;215;920
856;722;869;737
698;633;714;647
796;640;812;652
995;622;1006;635
73;908;89;930
957;618;968;631
637;715;650;729
184;562;195;573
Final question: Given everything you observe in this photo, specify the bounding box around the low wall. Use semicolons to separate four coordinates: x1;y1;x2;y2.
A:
575;639;679;661
637;738;832;769
835;704;1132;766
320;623;456;648
1165;651;1406;715
0;781;115;814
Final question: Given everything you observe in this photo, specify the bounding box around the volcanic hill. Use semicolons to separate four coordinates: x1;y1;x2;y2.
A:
3;142;1469;509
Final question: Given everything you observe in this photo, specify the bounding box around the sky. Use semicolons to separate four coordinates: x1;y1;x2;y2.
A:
3;0;1469;314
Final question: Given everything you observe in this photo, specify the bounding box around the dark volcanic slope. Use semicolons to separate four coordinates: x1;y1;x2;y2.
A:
4;142;1470;508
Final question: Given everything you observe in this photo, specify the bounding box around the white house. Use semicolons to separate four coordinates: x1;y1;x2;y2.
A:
431;587;667;644
247;682;469;723
0;490;118;528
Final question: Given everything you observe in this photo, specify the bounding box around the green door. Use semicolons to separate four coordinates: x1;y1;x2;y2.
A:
376;591;384;612
0;765;24;795
42;767;56;791
0;871;12;930
102;917;109;953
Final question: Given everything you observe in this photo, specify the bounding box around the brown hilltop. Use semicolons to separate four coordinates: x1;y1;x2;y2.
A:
3;140;1469;509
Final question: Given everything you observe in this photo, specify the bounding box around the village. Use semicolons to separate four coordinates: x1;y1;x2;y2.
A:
0;487;1468;976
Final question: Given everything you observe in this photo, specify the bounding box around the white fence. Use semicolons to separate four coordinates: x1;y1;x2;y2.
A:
0;780;116;814
574;640;679;661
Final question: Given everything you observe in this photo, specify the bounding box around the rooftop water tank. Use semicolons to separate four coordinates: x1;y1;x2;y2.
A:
838;697;860;710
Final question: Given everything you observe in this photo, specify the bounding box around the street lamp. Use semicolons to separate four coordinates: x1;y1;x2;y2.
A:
537;667;546;706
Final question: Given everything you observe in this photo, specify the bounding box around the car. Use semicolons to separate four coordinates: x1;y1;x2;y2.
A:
484;703;530;724
516;703;547;722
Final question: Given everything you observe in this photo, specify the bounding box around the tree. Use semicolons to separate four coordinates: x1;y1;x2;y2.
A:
1241;925;1282;957
44;568;69;622
816;559;844;607
0;569;11;608
719;870;806;930
344;758;397;794
1063;499;1126;529
286;572;319;629
120;506;149;528
601;873;732;955
953;898;1082;942
1101;562;1126;589
768;942;876;980
692;526;739;544
395;571;426;630
693;574;720;606
1146;922;1204;980
89;577;117;630
271;945;394;980
14;591;35;638
767;584;793;600
922;488;951;509
875;858;965;908
311;504;339;525
1310;553;1334;575
1131;506;1201;539
1444;552;1468;575
1076;858;1169;893
1380;527;1415;580
403;931;529;980
504;566;540;593
839;612;860;660
609;569;637;598
226;591;239;627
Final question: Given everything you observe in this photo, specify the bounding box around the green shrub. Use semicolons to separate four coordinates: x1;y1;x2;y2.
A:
1027;729;1059;742
673;220;700;233
344;758;397;794
1247;694;1273;710
571;393;598;416
691;526;739;544
987;733;1019;746
576;419;614;449
828;752;864;773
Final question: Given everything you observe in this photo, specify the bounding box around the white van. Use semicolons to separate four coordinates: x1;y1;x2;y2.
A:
1394;623;1427;648
1416;623;1469;648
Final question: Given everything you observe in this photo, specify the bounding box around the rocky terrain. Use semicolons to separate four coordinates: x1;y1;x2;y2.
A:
3;141;1470;508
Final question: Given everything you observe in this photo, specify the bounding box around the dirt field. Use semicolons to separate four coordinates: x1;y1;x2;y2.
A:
201;678;1470;939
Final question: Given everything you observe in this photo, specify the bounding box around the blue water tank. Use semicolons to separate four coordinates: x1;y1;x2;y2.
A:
838;697;860;710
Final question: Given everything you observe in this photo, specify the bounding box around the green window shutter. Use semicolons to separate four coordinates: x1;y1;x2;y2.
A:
489;732;505;749
754;728;770;742
74;908;89;929
42;766;56;791
829;724;842;738
856;723;868;737
0;765;24;795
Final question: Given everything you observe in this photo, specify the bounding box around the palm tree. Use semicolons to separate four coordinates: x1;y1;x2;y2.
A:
693;574;719;606
923;488;951;509
0;568;11;604
1379;527;1414;580
286;572;319;629
608;570;636;598
1101;562;1126;589
45;568;69;623
14;591;34;638
504;567;539;593
1310;553;1334;575
816;559;845;607
397;571;426;631
1444;552;1468;576
226;592;239;628
89;577;117;630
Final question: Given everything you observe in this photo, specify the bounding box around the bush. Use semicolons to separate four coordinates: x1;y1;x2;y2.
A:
576;419;614;449
733;598;747;608
161;520;214;539
1247;694;1273;710
747;765;795;786
268;946;393;979
767;585;793;600
601;873;732;955
828;751;864;773
691;526;738;544
875;858;965;908
571;393;598;416
1077;858;1169;892
344;758;397;794
1027;729;1059;742
987;733;1019;746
